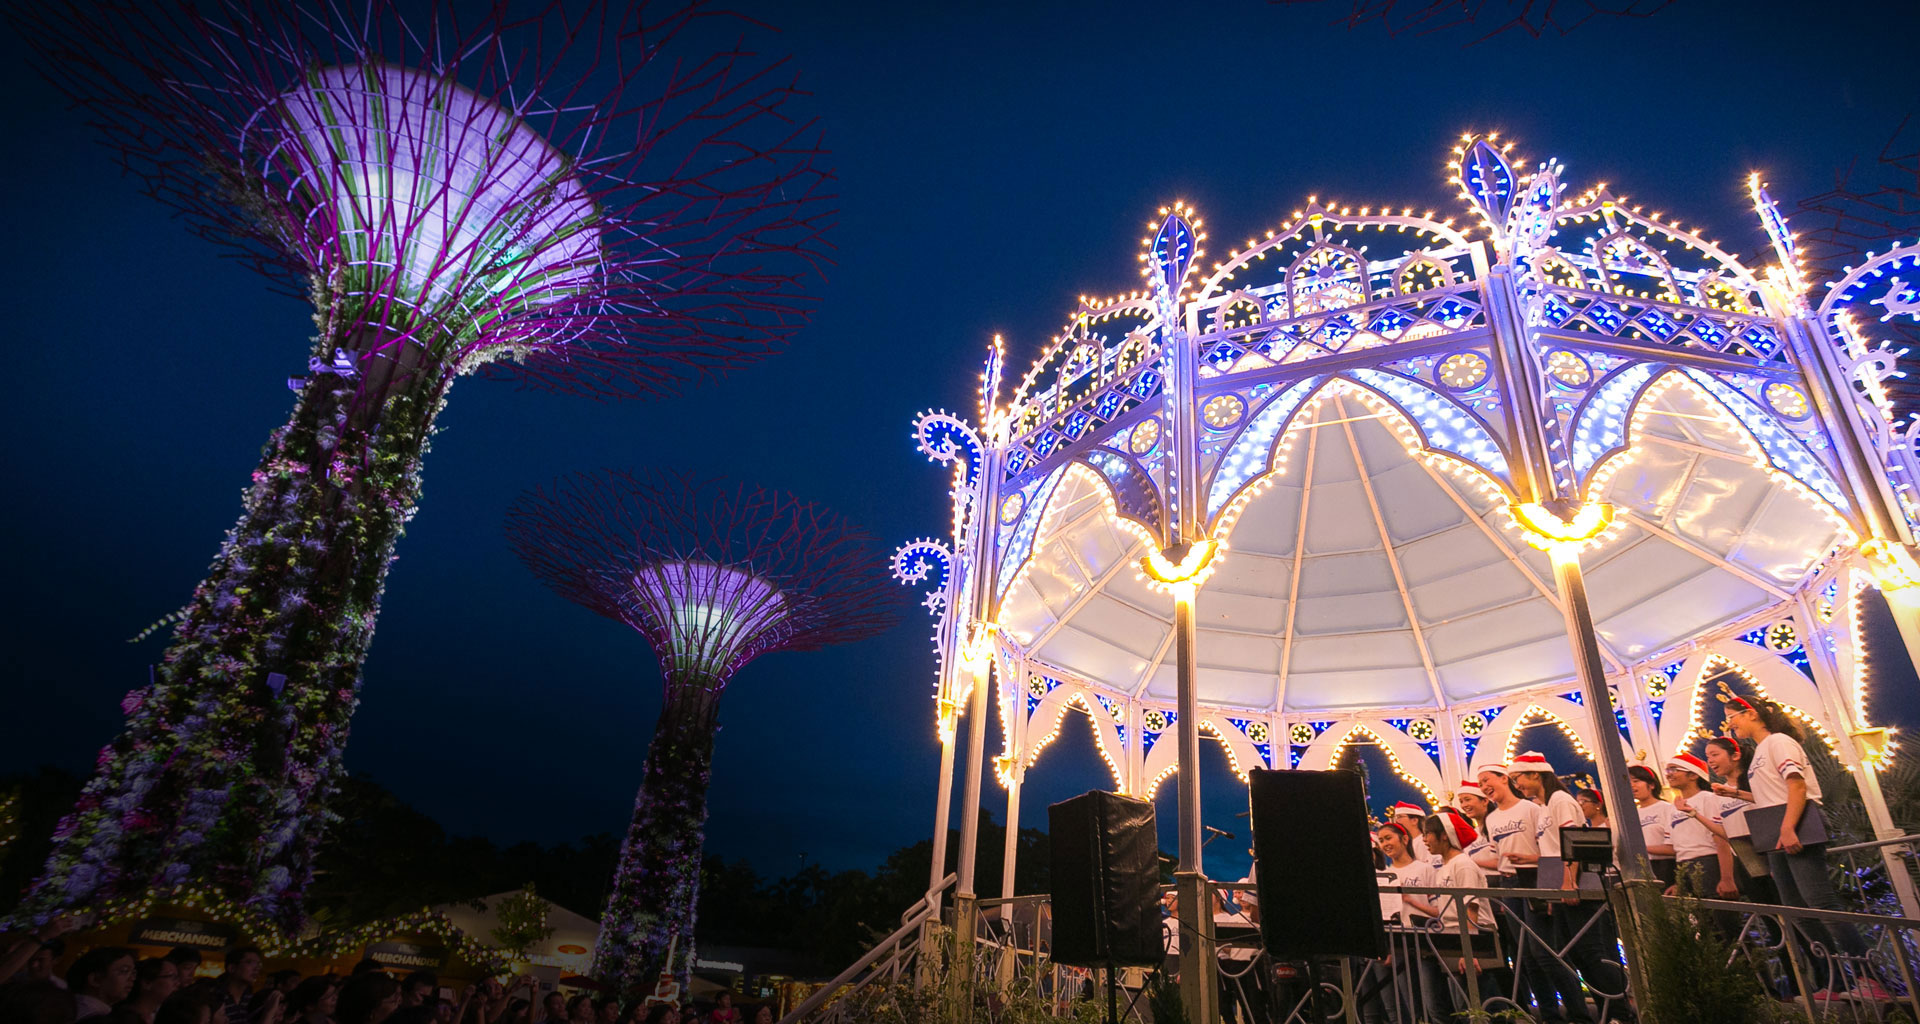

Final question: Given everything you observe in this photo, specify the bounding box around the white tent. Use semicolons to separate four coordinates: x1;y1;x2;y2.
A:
432;891;601;977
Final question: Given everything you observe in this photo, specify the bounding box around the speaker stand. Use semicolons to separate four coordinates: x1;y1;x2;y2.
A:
1105;960;1118;1024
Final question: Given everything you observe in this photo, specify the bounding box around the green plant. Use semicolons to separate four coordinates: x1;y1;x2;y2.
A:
1636;894;1769;1024
1145;976;1186;1024
490;885;556;960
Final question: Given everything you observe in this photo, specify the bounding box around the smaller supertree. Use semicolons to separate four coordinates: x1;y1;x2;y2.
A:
506;472;899;998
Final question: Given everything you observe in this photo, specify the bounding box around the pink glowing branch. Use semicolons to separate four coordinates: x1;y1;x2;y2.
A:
506;471;902;687
11;0;833;399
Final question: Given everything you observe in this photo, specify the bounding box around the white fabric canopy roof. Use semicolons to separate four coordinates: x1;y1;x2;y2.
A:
997;379;1844;714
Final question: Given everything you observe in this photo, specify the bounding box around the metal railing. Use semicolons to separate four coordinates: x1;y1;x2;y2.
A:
1831;834;1920;919
773;873;955;1024
780;838;1920;1024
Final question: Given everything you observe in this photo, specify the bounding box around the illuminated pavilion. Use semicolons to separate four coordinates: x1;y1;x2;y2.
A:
897;131;1920;1015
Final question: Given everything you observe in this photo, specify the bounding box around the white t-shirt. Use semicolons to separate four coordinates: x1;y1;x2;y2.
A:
1637;799;1674;858
1465;830;1499;872
1382;858;1437;925
1536;790;1584;859
1670;791;1739;861
1485;799;1543;875
1213;906;1259;961
1749;732;1822;807
1430;854;1494;932
1721;794;1751;838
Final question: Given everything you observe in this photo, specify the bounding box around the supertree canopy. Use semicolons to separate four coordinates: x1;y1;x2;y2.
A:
11;0;829;925
506;472;900;999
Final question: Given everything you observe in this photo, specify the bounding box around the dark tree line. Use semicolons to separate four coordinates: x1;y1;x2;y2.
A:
0;769;1051;969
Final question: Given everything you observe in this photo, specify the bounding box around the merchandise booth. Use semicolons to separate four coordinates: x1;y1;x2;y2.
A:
894;132;1920;1009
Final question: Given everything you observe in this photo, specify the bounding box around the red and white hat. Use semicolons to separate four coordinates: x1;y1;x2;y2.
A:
1389;801;1426;817
1473;761;1509;777
1510;751;1555;774
1453;781;1483;803
1377;820;1415;847
1436;808;1479;849
1666;752;1711;780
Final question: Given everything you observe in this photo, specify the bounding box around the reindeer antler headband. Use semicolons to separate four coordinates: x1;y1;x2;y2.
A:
1714;679;1755;714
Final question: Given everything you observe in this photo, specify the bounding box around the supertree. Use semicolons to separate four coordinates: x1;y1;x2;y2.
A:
9;0;829;925
506;471;900;998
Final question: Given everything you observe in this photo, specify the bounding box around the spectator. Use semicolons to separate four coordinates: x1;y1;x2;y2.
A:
592;1004;617;1024
251;993;283;1024
285;978;338;1024
119;959;182;1024
21;943;66;987
534;995;565;1024
1;917;79;989
562;999;591;1024
266;978;298;1003
0;981;76;1024
335;976;399;1024
747;1008;772;1024
382;1004;429;1024
208;949;262;1024
157;990;213;1024
638;1007;676;1024
161;953;201;985
483;980;535;1024
703;996;734;1024
397;978;434;1012
67;948;137;1022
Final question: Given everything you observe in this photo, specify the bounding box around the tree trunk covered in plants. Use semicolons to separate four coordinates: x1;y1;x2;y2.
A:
26;332;445;928
593;689;722;1002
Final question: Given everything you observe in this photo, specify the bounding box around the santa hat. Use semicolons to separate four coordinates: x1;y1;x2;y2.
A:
1473;761;1509;777
1510;751;1555;774
1666;752;1711;780
1388;801;1426;817
1436;808;1479;849
1453;783;1483;807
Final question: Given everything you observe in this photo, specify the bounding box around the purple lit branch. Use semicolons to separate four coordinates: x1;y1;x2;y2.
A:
12;0;833;398
506;471;902;686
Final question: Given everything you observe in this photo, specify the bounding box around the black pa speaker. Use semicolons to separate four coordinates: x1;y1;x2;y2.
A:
1248;768;1387;958
1048;790;1162;968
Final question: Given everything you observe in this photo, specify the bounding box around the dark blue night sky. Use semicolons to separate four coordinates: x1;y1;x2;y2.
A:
2;0;1915;888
